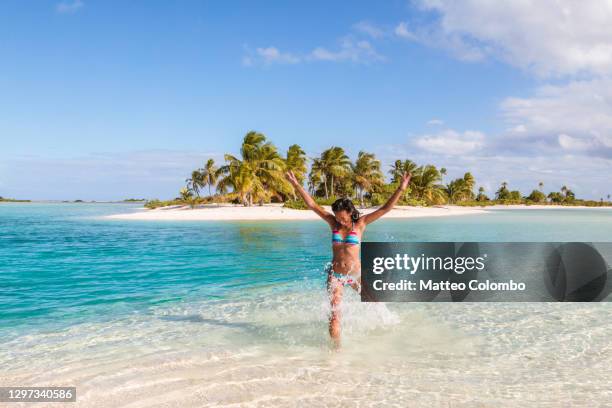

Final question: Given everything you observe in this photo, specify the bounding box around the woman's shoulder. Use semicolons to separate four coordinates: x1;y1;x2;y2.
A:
355;217;367;230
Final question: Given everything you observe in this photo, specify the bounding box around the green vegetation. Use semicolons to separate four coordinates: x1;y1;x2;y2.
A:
216;131;291;206
0;196;30;203
123;198;146;202
144;130;612;210
144;194;237;209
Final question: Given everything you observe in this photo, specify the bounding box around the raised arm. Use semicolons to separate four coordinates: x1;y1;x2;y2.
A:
362;172;411;225
285;170;336;227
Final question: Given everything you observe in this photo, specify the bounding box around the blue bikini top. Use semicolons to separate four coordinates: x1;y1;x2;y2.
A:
331;222;360;245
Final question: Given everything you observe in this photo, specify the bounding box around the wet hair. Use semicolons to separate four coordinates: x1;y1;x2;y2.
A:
331;198;360;222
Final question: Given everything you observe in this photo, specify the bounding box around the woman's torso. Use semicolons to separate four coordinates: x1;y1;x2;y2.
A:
331;221;364;275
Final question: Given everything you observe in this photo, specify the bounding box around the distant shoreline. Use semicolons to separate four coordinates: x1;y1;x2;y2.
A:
0;200;145;204
104;203;611;221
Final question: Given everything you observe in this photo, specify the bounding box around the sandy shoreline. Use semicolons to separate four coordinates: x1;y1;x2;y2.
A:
105;203;612;221
106;203;490;221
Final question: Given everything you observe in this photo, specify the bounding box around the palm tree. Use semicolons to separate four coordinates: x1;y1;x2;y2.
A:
445;179;462;204
462;172;476;200
476;186;489;202
309;158;326;197
410;165;446;204
352;151;384;206
185;170;204;197
496;182;511;200
389;160;418;183
215;156;238;196
311;147;351;198
527;189;546;203
444;173;475;203
285;145;308;196
185;178;194;194
179;187;193;201
389;159;418;202
200;159;218;197
548;191;563;203
216;131;290;206
308;158;323;196
286;145;307;180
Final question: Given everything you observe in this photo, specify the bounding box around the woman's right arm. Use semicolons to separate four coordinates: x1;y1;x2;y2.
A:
285;171;336;227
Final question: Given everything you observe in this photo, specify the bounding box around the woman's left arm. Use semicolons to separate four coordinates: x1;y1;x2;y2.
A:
362;172;411;225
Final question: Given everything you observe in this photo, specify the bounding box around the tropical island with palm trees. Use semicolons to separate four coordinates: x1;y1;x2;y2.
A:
109;131;611;221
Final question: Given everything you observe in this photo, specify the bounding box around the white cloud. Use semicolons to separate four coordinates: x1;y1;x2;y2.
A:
558;134;598;151
309;37;384;63
244;37;385;66
394;20;486;62
353;21;386;39
394;22;416;40
411;0;612;77
414;129;485;155
427;118;444;126
500;78;612;156
244;19;389;67
508;124;527;134
255;47;301;65
56;0;83;14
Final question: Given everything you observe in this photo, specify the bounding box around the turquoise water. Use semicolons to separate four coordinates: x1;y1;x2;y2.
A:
2;203;611;338
0;203;329;339
1;203;612;407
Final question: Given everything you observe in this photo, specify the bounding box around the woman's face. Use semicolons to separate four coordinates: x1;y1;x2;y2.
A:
333;210;352;225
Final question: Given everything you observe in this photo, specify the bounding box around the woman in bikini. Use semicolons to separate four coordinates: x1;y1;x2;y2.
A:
285;170;412;348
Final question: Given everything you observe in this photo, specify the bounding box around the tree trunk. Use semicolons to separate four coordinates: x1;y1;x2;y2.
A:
324;178;328;199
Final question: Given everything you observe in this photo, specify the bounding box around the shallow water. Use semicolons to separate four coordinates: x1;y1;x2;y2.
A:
1;203;611;407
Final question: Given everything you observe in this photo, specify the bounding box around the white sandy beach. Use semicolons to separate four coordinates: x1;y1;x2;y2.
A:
107;203;491;221
107;202;611;221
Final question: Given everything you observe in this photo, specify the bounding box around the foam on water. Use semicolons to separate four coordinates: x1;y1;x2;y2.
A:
3;278;610;407
0;287;458;406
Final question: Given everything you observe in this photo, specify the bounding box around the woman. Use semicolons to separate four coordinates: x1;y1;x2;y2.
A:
285;170;412;347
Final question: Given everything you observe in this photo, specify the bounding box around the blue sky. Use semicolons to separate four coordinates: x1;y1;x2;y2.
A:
1;0;611;200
